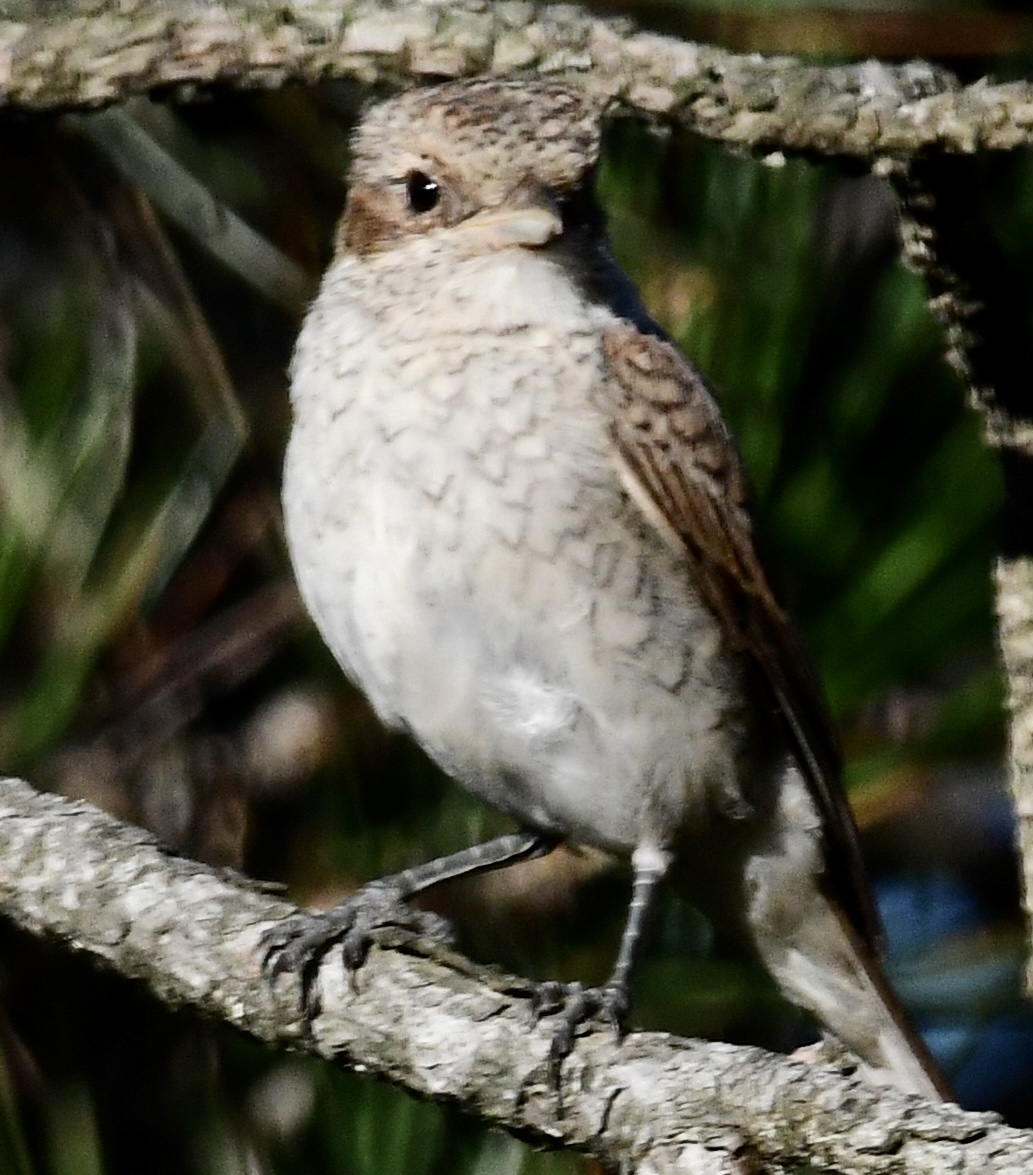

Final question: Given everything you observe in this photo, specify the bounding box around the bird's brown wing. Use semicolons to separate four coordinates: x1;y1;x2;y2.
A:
601;321;882;952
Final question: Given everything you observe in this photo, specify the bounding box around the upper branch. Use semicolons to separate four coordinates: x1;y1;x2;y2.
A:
0;774;1030;1173
2;0;1032;158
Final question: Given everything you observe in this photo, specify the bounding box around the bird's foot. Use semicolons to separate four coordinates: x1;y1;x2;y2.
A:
261;880;456;1007
531;979;631;1083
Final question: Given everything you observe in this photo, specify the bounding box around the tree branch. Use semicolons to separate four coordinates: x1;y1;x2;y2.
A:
0;774;1030;1173
890;159;1033;997
2;0;1033;159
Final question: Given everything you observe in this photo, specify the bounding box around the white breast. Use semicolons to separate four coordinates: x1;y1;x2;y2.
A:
284;238;748;856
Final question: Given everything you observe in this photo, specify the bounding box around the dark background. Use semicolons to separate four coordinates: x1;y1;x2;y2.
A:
0;3;1031;1173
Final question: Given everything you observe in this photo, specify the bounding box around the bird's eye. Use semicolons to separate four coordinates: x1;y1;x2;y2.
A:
406;171;441;214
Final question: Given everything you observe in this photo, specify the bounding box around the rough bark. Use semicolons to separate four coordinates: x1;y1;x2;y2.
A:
890;158;1033;996
1;0;1032;160
0;774;1030;1174
998;557;1033;997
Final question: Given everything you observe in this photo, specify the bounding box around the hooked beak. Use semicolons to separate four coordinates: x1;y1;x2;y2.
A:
458;180;563;250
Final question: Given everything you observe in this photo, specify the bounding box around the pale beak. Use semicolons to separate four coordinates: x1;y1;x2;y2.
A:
459;180;563;249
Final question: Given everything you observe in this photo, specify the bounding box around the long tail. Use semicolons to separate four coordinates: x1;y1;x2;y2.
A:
677;767;950;1100
754;880;950;1100
736;772;950;1099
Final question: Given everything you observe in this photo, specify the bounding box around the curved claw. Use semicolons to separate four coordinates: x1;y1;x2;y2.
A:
260;880;456;1008
531;979;631;1083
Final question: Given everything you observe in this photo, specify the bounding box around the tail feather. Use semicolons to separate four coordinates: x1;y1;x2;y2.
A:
737;768;950;1100
684;764;952;1100
766;893;950;1100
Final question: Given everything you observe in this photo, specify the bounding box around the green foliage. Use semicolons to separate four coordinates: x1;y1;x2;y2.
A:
0;132;249;769
0;1046;34;1175
600;123;1003;725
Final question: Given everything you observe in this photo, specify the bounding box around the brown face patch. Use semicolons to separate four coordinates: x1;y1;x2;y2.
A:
340;185;402;256
339;162;472;257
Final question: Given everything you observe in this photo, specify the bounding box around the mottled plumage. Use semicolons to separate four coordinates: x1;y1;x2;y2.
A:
267;78;947;1100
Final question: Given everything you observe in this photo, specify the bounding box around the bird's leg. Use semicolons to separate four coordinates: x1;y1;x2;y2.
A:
532;846;670;1075
262;831;555;1000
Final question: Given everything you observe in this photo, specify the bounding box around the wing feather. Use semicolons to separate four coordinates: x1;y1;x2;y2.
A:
602;321;882;952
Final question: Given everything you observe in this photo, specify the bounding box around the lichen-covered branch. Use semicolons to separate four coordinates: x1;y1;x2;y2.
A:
0;774;1030;1173
997;557;1033;997
1;0;1033;159
890;158;1033;996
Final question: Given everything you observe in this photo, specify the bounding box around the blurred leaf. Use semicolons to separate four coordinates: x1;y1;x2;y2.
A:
0;1041;34;1175
46;1086;104;1175
79;107;312;314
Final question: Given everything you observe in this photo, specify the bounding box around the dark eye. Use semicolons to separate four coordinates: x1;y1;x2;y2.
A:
406;171;440;214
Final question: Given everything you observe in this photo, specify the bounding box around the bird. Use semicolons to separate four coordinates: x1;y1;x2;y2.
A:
264;77;948;1100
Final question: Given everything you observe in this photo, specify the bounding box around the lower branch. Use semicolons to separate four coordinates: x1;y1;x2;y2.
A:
0;776;1027;1172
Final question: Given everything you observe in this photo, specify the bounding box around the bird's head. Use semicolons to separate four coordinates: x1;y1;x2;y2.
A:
338;79;606;259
